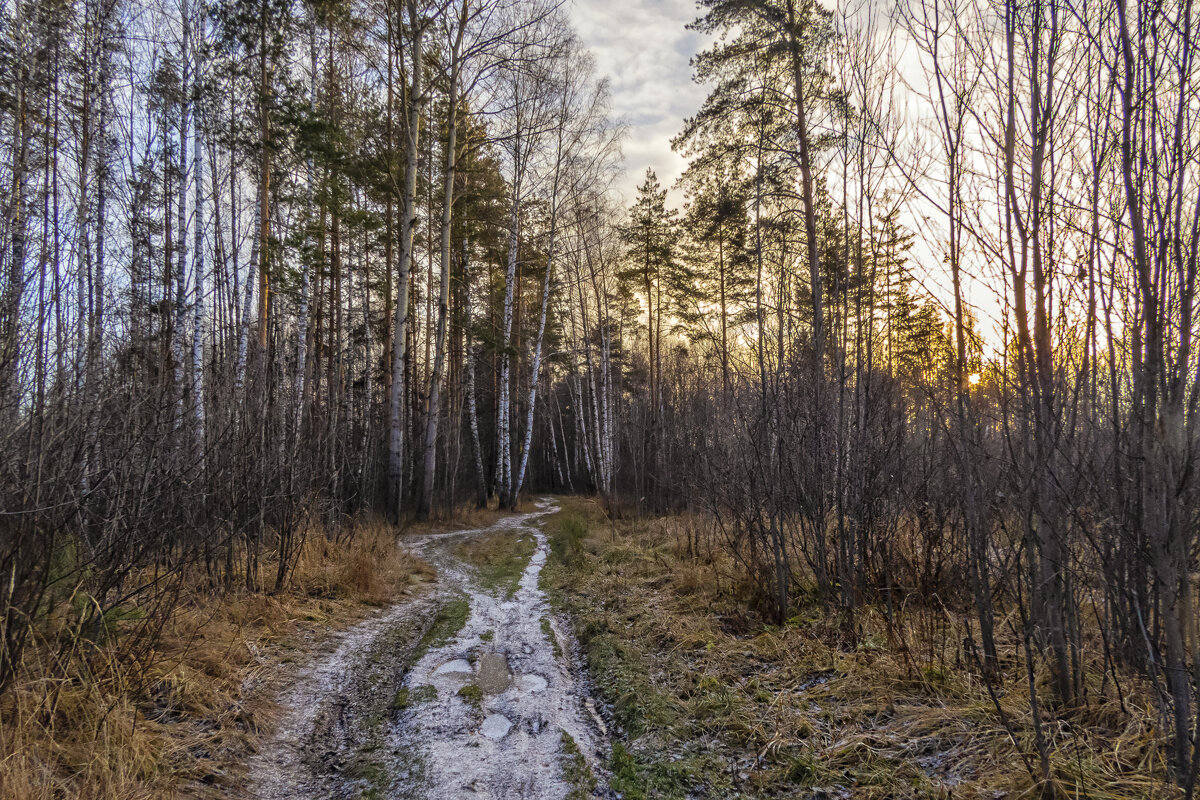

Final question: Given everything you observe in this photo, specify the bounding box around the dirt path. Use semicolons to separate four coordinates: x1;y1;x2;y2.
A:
245;498;607;799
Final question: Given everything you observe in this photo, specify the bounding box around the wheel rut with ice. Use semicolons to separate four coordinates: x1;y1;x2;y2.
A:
389;498;605;799
245;498;606;800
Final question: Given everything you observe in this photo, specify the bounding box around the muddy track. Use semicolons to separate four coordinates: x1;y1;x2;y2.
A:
245;498;608;799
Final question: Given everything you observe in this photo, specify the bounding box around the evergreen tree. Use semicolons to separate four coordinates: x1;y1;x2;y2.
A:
619;168;680;418
678;161;753;391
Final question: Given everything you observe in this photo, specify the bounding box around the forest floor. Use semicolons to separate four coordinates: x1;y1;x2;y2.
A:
7;498;1181;800
539;497;1181;800
242;497;608;800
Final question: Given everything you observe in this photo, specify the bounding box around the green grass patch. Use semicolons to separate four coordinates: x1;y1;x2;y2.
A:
541;616;562;658
456;683;483;709
454;531;536;597
548;511;589;566
559;729;597;800
391;684;437;711
413;597;470;661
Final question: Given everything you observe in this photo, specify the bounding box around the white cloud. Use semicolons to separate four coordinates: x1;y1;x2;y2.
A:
569;0;708;205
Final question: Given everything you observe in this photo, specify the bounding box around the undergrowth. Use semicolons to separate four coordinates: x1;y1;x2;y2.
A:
0;514;434;800
541;496;1180;799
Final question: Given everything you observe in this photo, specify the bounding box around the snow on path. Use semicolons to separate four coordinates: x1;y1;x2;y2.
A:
245;498;607;800
390;497;607;799
245;594;435;800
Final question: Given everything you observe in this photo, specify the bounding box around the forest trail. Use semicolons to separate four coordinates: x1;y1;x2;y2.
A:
246;498;608;799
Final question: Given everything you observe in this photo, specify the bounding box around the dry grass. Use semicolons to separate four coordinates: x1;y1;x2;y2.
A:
401;502;510;539
453;530;536;597
0;513;436;800
541;496;1182;800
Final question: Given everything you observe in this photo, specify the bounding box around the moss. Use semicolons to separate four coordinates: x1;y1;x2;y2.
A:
456;683;484;709
413;597;470;662
391;684;436;711
559;729;597;800
454;531;536;598
541;617;562;658
480;630;494;642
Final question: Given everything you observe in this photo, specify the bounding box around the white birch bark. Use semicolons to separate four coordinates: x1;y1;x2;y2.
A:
462;240;488;506
190;2;207;474
509;225;554;506
387;2;426;517
171;0;191;431
497;152;521;504
418;0;467;519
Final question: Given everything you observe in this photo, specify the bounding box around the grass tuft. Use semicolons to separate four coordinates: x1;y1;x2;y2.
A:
453;531;536;597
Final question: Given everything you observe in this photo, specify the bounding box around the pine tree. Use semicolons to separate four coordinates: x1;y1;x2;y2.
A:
678;162;753;391
620;168;679;420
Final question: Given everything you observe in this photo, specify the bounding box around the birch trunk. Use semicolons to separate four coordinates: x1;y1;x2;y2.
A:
191;4;207;474
497;170;520;506
417;1;465;519
387;4;425;519
457;236;487;509
509;229;555;507
172;0;191;431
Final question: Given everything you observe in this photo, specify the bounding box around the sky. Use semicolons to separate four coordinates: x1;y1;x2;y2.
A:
568;0;708;203
566;0;1006;346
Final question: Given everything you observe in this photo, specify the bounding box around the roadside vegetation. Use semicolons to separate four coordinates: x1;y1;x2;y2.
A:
542;498;1177;799
454;530;538;598
0;516;436;800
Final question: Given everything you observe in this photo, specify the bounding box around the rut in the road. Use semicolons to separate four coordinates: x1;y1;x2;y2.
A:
389;498;606;798
245;499;607;800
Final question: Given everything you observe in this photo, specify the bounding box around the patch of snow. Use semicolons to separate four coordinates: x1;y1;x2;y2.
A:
480;713;514;739
435;658;474;676
516;673;549;693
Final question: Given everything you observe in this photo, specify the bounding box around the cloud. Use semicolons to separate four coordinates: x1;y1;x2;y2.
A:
569;0;708;205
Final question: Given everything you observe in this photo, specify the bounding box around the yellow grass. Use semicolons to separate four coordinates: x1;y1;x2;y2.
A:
542;496;1182;799
0;512;436;800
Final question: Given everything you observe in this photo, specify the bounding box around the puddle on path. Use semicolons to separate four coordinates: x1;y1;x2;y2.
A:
390;498;606;799
246;499;607;800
